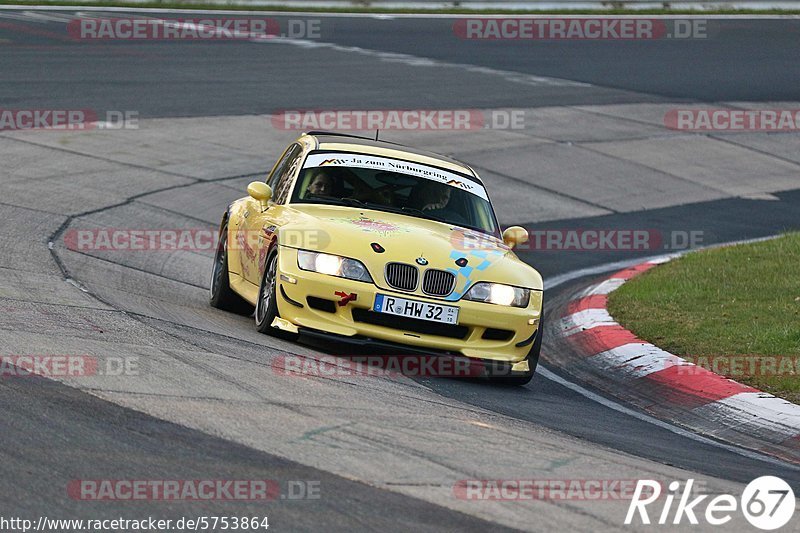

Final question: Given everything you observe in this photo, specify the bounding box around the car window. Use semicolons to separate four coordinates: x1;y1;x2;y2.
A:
267;145;296;188
291;154;499;236
270;144;304;205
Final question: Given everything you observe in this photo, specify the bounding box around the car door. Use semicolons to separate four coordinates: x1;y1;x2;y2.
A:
240;143;305;286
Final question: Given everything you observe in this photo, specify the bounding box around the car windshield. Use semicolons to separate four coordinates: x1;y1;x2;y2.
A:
290;152;500;236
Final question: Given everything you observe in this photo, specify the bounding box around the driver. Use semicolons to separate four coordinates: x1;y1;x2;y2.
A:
305;167;392;205
305;169;337;197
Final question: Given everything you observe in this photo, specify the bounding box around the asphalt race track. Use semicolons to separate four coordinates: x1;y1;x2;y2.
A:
1;9;800;531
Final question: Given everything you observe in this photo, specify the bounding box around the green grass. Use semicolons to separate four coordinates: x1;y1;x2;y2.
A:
607;233;800;403
1;0;799;14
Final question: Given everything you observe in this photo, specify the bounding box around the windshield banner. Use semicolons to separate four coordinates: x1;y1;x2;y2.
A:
302;152;489;201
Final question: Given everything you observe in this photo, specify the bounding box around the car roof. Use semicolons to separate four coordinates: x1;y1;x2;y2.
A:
301;131;482;184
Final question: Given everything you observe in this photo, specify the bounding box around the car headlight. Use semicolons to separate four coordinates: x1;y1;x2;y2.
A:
464;282;530;307
297;250;373;283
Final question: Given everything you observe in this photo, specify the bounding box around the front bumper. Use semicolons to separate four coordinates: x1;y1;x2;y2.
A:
275;246;542;364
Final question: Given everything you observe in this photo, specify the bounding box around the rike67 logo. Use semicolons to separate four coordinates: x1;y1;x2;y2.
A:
626;477;795;530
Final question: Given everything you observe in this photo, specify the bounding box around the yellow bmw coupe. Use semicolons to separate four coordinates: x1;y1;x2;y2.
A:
210;132;543;384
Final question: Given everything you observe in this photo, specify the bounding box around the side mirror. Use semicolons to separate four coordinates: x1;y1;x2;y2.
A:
247;181;272;210
502;226;529;249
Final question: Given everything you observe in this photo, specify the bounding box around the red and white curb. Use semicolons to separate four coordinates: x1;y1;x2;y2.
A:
558;255;800;463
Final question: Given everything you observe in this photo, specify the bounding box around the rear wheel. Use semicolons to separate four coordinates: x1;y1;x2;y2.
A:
210;222;253;315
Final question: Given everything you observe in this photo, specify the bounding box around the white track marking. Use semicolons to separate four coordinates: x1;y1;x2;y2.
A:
1;6;799;18
696;393;800;441
559;307;616;335
545;254;672;291
0;10;76;22
538;366;800;470
250;38;593;88
0;11;49;21
592;343;688;379
19;10;75;22
584;277;626;295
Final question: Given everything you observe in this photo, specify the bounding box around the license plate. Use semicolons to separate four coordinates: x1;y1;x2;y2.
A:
373;294;459;325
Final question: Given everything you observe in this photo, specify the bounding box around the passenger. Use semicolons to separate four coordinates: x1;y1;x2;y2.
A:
409;181;452;211
421;184;451;211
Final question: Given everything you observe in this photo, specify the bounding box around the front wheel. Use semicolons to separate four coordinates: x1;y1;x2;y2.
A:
255;252;279;333
488;317;542;386
255;251;298;340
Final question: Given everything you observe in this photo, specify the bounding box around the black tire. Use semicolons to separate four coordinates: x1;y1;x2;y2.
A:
255;251;298;340
488;317;543;386
209;222;254;315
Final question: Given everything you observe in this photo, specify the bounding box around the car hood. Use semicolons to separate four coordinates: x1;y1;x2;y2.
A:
281;204;543;298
